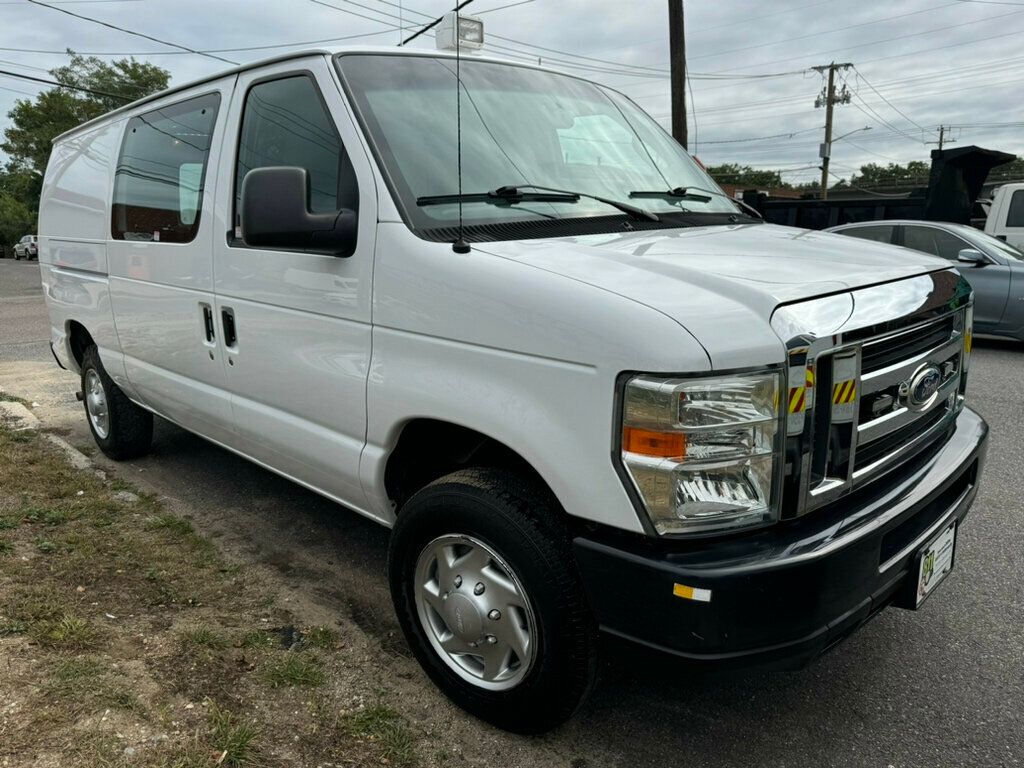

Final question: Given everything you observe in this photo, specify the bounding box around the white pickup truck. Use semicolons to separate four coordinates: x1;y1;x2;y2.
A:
983;182;1024;247
38;45;988;733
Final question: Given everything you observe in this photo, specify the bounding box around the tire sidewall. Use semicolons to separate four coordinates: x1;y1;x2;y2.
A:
389;479;594;731
81;350;117;452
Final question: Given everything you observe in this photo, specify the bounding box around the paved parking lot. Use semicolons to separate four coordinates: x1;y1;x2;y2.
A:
2;258;1021;767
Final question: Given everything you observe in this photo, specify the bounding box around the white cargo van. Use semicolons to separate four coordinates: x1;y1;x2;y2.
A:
39;47;988;733
983;182;1024;248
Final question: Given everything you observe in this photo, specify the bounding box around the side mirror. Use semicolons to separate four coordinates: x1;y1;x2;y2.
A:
957;248;988;266
240;167;356;256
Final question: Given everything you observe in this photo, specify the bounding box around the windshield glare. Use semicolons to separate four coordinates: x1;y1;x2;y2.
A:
337;53;738;230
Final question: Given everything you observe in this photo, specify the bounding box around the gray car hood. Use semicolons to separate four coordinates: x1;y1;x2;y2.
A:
477;223;949;370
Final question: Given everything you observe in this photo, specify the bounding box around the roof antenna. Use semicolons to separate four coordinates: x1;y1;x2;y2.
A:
451;5;471;255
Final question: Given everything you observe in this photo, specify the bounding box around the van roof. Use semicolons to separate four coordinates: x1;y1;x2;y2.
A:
52;45;547;143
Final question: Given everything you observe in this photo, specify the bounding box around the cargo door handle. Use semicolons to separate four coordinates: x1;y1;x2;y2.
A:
221;308;237;349
201;304;215;343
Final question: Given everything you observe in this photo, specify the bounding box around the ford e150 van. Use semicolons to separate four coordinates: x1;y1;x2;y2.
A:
39;46;988;733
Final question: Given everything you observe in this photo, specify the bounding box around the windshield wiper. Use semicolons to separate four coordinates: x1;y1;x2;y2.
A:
629;186;764;220
417;184;660;223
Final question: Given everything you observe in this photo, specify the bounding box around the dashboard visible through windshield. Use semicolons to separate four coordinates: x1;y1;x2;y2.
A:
335;53;742;237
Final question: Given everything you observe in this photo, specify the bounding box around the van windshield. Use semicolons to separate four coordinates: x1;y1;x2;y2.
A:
336;53;740;234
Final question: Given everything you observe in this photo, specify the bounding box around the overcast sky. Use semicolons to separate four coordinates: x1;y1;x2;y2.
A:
1;0;1022;186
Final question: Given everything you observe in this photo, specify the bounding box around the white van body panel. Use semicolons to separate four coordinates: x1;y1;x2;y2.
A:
209;56;379;517
362;222;711;531
984;183;1024;248
38;120;130;388
106;78;237;445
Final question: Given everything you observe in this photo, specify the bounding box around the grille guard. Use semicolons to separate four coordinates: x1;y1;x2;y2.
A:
771;269;973;517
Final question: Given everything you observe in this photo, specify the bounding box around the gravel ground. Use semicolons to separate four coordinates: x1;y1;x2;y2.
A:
2;258;1022;767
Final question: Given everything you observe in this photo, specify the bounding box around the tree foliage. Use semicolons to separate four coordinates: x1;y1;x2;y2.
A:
0;52;169;247
706;163;784;188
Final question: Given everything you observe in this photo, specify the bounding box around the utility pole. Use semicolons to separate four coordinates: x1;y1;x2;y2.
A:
928;125;957;151
668;0;687;148
812;62;852;200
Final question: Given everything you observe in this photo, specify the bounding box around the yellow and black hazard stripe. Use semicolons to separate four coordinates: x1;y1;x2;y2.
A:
787;367;815;414
832;379;857;405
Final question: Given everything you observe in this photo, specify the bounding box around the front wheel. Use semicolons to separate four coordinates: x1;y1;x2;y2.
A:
81;345;153;460
388;468;598;733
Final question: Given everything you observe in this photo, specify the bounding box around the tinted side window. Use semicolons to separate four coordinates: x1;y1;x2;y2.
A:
838;225;894;244
903;226;969;260
1007;190;1024;227
112;93;220;243
235;75;357;222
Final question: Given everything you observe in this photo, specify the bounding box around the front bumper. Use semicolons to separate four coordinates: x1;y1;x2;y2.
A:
574;407;988;669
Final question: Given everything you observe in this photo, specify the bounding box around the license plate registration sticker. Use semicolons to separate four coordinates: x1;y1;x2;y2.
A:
916;524;956;607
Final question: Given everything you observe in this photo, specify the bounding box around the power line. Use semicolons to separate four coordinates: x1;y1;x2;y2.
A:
0;67;131;100
851;66;927;133
698;126;824;145
25;0;238;65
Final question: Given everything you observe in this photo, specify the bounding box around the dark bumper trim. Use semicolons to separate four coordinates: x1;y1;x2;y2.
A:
574;407;988;669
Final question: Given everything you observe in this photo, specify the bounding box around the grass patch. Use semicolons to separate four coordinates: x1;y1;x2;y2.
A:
31;614;98;649
146;513;194;537
181;626;228;651
0;538;12;555
240;629;276;650
261;653;325;689
341;704;419;767
0;619;27;635
305;625;339;650
208;702;264;767
0;516;19;530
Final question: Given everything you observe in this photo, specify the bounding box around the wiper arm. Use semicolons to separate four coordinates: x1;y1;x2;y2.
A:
417;184;660;223
629;186;764;220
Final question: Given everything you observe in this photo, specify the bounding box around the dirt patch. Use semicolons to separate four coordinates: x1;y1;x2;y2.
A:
0;425;570;768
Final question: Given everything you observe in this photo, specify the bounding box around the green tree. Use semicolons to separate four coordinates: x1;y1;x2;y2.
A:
706;163;785;188
0;192;33;249
1;52;170;211
849;161;930;188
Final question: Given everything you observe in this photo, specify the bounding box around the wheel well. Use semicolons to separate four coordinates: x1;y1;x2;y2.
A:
384;419;553;512
67;321;95;368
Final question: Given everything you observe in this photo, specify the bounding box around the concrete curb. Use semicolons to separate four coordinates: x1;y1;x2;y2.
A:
43;433;94;471
0;400;40;431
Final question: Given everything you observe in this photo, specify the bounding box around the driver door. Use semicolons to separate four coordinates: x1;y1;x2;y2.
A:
209;56;378;510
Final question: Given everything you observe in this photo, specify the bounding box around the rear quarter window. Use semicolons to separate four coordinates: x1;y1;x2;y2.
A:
1007;189;1024;228
836;225;894;244
111;92;220;243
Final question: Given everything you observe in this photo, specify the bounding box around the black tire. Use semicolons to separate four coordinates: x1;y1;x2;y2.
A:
81;345;153;460
388;468;598;733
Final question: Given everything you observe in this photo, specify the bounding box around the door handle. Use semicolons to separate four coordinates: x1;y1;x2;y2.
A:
201;304;215;343
221;308;238;349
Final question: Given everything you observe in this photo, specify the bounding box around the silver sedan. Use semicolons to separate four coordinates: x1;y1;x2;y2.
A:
826;219;1024;341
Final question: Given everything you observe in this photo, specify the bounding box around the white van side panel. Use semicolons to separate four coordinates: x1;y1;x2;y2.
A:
106;80;237;444
362;224;712;533
38;120;130;387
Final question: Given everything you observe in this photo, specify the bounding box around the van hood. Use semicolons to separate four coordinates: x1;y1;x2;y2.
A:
476;223;948;370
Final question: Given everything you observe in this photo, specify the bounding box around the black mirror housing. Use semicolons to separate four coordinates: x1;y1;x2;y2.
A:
240;166;357;257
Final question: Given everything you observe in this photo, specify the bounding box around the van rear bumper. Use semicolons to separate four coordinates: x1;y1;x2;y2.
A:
573;407;988;669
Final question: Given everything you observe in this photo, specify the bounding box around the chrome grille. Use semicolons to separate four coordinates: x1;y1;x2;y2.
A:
771;270;972;517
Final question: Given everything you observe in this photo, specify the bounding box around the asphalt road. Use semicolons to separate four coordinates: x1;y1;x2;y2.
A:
2;258;1022;767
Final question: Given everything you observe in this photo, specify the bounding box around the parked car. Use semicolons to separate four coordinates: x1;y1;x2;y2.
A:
982;182;1024;248
13;235;37;260
827;219;1024;340
38;46;988;733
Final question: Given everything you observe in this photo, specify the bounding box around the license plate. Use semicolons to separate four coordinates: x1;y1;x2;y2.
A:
915;523;957;607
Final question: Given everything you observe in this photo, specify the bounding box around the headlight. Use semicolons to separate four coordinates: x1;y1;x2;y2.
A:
620;371;784;536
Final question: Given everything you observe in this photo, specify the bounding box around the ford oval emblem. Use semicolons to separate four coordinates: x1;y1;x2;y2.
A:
907;364;942;409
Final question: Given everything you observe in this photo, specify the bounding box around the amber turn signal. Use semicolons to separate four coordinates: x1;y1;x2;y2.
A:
622;427;686;459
